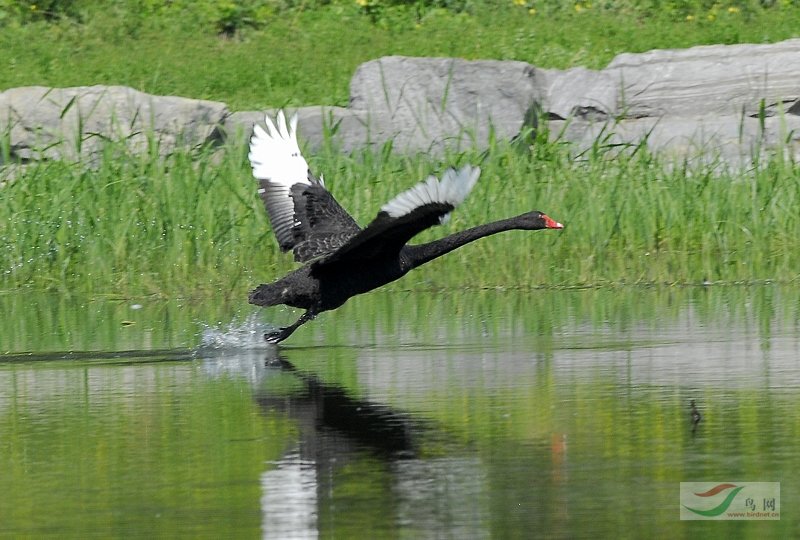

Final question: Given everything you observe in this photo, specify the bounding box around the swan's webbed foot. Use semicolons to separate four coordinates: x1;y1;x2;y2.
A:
263;310;317;344
265;327;292;344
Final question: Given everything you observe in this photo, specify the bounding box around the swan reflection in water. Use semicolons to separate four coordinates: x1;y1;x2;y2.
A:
203;350;488;539
256;356;418;458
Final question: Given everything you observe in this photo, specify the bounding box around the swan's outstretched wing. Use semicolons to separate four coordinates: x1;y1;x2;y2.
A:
249;112;360;261
289;183;362;262
312;165;481;268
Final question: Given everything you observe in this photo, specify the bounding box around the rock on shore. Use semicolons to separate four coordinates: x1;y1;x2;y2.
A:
2;38;799;167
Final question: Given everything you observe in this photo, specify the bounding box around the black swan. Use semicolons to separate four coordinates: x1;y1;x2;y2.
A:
247;112;564;343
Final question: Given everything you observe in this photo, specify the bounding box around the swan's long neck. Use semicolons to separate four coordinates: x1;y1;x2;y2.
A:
404;217;523;269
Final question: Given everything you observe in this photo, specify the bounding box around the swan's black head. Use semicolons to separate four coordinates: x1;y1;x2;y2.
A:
518;211;564;230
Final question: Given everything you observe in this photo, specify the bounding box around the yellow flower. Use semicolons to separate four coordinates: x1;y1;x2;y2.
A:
31;3;37;10
574;3;583;12
356;0;368;6
727;6;740;14
707;12;716;21
686;14;695;21
528;7;536;15
513;0;526;6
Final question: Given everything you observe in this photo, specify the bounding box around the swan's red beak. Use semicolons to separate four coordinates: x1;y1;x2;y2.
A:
543;215;564;229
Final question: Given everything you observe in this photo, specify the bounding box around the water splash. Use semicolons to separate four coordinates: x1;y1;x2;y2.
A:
199;312;274;351
198;313;281;385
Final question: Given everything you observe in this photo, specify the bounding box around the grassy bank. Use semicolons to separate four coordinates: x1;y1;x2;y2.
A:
2;2;800;109
2;132;799;297
2;1;800;296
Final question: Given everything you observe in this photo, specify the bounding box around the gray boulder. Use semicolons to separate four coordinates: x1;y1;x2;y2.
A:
545;38;800;167
349;56;548;152
0;85;228;163
224;106;393;153
605;39;800;118
544;66;618;121
3;38;800;170
553;113;800;167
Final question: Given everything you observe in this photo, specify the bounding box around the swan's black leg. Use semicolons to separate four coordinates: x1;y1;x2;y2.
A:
265;310;317;344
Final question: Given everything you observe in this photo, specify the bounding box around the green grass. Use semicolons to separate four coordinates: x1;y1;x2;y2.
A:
2;2;800;109
2;130;799;297
2;1;800;296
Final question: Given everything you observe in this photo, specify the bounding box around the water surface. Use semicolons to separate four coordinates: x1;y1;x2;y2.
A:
1;287;798;538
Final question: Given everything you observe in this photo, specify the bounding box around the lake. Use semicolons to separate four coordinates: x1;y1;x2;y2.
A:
1;286;798;538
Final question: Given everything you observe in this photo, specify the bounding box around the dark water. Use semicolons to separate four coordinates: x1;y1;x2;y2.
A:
1;287;798;538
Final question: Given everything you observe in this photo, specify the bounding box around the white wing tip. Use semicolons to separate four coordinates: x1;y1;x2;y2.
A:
250;111;299;145
381;165;482;218
248;110;310;186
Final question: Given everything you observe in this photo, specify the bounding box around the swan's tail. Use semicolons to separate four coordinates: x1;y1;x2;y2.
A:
248;284;281;307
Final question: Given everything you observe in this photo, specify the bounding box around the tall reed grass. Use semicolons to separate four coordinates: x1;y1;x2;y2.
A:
1;128;799;297
1;135;270;297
